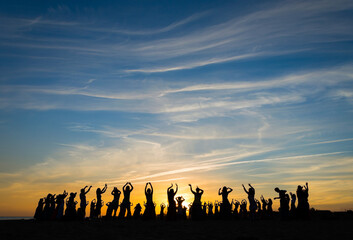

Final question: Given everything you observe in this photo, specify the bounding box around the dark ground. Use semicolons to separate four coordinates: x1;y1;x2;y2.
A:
1;218;353;240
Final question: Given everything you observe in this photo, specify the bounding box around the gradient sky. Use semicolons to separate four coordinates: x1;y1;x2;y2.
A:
1;0;353;216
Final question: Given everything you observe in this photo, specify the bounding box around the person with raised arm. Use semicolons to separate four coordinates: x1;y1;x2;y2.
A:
143;182;156;220
79;186;92;218
274;187;288;220
219;186;233;218
118;182;134;218
55;190;68;220
96;184;107;218
297;182;310;219
243;184;257;220
167;183;178;220
160;203;166;220
110;187;121;218
189;184;204;220
176;196;185;219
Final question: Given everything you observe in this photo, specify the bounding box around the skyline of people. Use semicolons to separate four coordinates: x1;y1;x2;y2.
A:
33;182;311;221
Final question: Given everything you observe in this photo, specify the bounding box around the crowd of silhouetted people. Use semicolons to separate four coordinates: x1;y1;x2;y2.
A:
34;182;310;221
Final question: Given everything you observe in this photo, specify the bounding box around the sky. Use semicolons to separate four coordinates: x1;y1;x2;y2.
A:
0;0;353;216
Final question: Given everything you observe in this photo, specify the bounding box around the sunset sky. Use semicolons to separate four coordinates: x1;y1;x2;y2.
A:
1;0;353;216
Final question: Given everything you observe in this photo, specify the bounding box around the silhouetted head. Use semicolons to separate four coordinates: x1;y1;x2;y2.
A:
249;187;255;195
81;188;85;193
126;185;130;191
297;185;302;191
274;187;280;193
70;192;76;198
222;186;227;192
96;188;101;194
146;188;151;194
196;187;201;193
169;189;174;194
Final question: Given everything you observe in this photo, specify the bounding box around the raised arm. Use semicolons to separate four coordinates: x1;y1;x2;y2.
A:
227;187;233;193
129;182;134;191
149;182;153;194
85;186;92;194
175;183;178;194
102;184;107;193
189;184;195;194
248;183;253;189
145;183;148;194
242;184;248;194
167;183;173;192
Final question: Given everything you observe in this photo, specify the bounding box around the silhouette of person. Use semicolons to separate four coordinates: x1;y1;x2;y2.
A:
167;183;178;220
55;190;68;220
219;186;233;218
133;203;142;219
160;203;166;220
118;182;134;219
80;186;92;219
95;184;107;218
255;198;262;217
240;199;248;219
297;182;310;219
243;184;257;220
232;199;240;219
34;198;44;220
66;192;78;220
90;199;96;218
274;187;289;220
208;202;213;217
267;198;273;217
143;182;156;220
176;196;185;219
260;195;267;212
43;194;54;220
110;187;121;218
189;184;204;220
214;201;219;217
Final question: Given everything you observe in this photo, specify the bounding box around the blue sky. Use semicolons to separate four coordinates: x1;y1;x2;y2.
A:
1;0;353;215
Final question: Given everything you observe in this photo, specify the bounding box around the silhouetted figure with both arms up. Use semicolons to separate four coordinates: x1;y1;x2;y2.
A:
219;186;233;219
297;182;310;219
243;184;257;220
143;182;156;220
176;196;185;219
55;190;68;220
79;186;91;219
119;182;134;219
90;199;96;218
167;183;178;220
160;203;166;220
232;199;240;219
110;187;121;218
274;187;289;220
240;199;247;219
95;184;107;218
189;184;204;220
